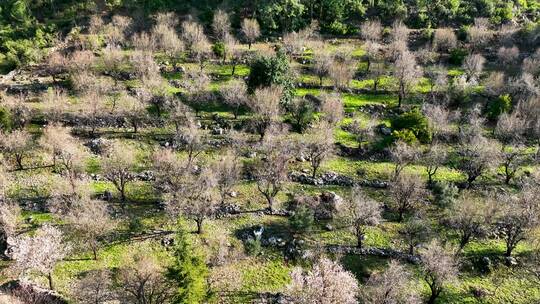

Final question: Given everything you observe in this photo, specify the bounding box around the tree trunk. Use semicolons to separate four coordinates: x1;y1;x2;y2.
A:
427;289;439;304
48;272;54;290
231;64;237;76
196;219;203;234
92;246;98;260
15;154;23;170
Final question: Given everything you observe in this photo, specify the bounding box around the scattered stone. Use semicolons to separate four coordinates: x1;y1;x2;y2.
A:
505;256;518;266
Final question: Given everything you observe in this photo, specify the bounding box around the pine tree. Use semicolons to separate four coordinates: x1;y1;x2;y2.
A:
167;229;209;304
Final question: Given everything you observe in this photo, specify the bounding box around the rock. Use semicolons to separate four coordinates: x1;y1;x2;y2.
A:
379;125;392;136
246;151;257;158
84;138;110;154
211;127;224;135
229;191;237;198
505;256;518;266
324;224;334;231
102;190;113;201
315;192;343;220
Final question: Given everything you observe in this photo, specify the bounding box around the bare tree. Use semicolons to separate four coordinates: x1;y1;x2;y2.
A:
247;85;282;139
181;21;210;70
152;18;184;57
174;118;205;168
499;146;528;185
468;18;492;51
302;123;334;178
447;194;490;252
494;111;526;145
117;93;148;133
181;69;212;115
393;50;422;107
166;166;219;234
389;140;419;180
312;47;333;86
349;117;376;148
484;71;506;97
389;173;424;222
241;19;261;49
391;20;409;44
286;258;359;304
423;103;451;140
211;149;241;205
329;46;357;90
220;80;248;119
497;46;519;65
432;28;457;53
363;40;382;73
522;48;540;76
0;201;21;256
102;142;136;203
68;200;115;260
420;241;458;304
72;269;115;304
117;251;173;304
253;131;292;213
456;134;500;188
9;224;70;290
495;186;540;257
151;148;189;194
341;187;382;248
360;20;382;42
419;143;447;185
462;54;486;81
0;130;32;170
319;93;344;125
362;260;419;304
212;10;231;41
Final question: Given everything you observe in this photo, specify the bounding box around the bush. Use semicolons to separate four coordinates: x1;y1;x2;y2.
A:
449;47;468;65
391;108;432;144
486;94;512;120
391;129;417;144
432;181;459;208
0;107;13;131
247;49;294;104
212;41;225;59
245;237;262;256
289;205;314;233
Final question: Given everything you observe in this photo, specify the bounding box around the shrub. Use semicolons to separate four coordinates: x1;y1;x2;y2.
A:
449;47;468;65
391;108;432;143
391;129;417;144
431;181;459;208
0;107;13;131
245;237;262;256
212;41;225;59
486;94;511;120
289;205;314;233
247;49;294;104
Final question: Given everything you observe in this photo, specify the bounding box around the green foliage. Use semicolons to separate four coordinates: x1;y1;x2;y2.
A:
212;42;225;59
391;108;432;144
432;181;459;208
288;205;314;233
245;237;263;256
167;229;209;304
248;49;294;104
0;107;13;131
449;47;468;65
391;129;417;144
287;98;315;132
487;94;512;120
258;0;306;33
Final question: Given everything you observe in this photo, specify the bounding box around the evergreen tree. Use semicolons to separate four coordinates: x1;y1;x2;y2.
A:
167;229;209;304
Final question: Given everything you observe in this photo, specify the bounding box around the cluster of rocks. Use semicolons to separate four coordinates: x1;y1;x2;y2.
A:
289;171;354;186
326;245;421;264
288;191;343;221
289;171;389;189
0;280;67;304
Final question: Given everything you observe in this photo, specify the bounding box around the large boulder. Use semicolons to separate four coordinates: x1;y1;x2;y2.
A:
315;192;344;220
